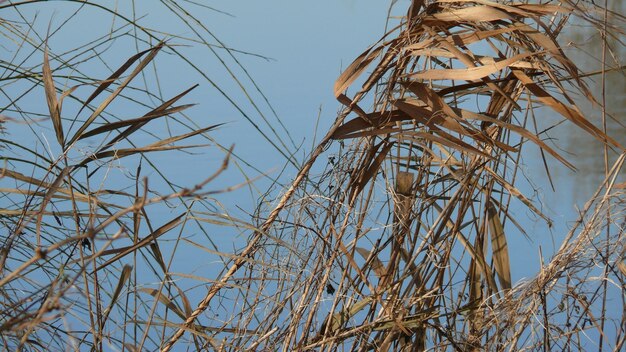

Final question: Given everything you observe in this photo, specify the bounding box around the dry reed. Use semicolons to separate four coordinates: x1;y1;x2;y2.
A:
1;1;625;351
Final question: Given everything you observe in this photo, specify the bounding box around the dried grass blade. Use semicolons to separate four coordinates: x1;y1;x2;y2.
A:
149;242;167;273
350;141;394;202
42;45;64;147
437;0;569;17
78;104;195;141
67;42;165;146
81;123;220;165
487;201;511;290
409;52;536;81
405;131;490;157
336;94;373;122
77;45;163;117
402;81;461;120
455;230;500;298
325;296;374;333
355;247;385;279
0;186;92;203
408;26;516;52
101;264;133;328
332;110;411;139
334;45;384;97
512;70;621;149
391;100;441;127
399;82;483;139
36;168;70;232
0;210;110;218
334;126;397;140
512;23;591;96
372;307;439;330
92;85;199;152
431;200;500;297
424;5;512;23
84;145;203;165
468;259;482;307
139;288;187;321
94;214;185;272
174;285;193;317
148;124;222;148
1;169;50;188
456;109;573;168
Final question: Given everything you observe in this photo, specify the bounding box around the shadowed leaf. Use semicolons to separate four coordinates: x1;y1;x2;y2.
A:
487;201;511;290
101;265;133;327
42;45;64;147
67;42;165;146
334;45;384;97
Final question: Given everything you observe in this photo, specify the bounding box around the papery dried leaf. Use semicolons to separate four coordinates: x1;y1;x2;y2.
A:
487;202;511;290
90;85;199;152
79;104;195;140
424;5;512;23
85;144;202;164
332;110;411;139
139;288;188;321
67;43;165;146
77;44;164;117
94;214;185;271
349;141;394;202
403;131;490;157
334;45;384;97
42;46;64;147
101;265;133;327
618;260;626;277
324;296;374;333
513;70;621;149
355;247;385;279
408;52;536;81
456;108;574;169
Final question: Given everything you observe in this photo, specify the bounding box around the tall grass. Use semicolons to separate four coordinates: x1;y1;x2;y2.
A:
1;0;625;351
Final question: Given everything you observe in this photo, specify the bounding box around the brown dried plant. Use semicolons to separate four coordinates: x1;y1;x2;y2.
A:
0;2;273;351
1;1;625;351
162;1;624;351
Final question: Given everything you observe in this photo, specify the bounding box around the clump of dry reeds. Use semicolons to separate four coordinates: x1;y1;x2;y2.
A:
0;41;229;350
2;0;625;351
161;1;624;350
0;2;260;351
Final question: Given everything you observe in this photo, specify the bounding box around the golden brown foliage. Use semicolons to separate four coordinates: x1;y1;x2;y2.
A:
1;1;625;351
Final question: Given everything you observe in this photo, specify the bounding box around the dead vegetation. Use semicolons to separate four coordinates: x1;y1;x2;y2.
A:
1;0;625;351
